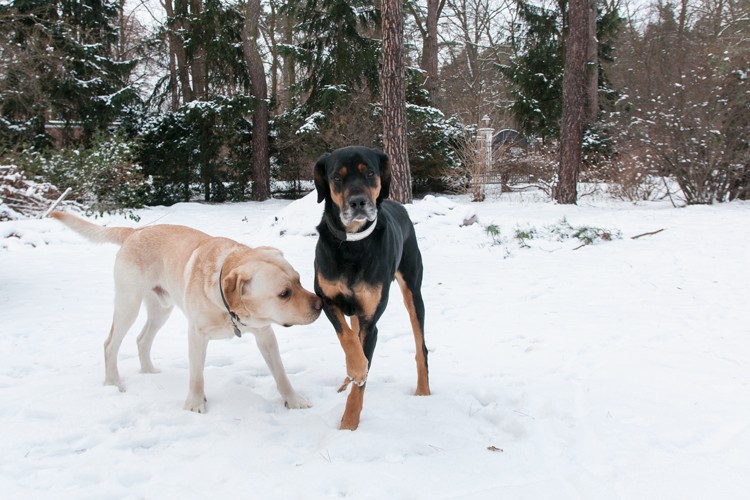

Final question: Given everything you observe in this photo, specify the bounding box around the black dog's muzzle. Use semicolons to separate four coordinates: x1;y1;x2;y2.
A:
341;192;377;226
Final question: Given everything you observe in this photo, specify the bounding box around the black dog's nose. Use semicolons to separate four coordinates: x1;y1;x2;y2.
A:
348;195;368;210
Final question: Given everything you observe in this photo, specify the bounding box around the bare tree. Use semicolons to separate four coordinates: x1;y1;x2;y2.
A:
408;0;447;103
440;0;513;126
609;0;750;204
557;0;591;204
264;1;296;113
242;0;271;200
163;0;194;105
382;0;412;203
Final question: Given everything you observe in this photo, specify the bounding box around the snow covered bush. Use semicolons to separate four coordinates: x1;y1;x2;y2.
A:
15;134;148;213
0;165;68;220
604;160;666;202
406;104;465;194
137;96;254;204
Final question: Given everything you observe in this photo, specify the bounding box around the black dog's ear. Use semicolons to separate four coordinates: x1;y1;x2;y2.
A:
376;149;391;203
313;153;330;203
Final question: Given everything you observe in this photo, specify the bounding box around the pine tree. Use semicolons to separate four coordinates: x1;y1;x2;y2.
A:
501;0;621;140
0;0;136;147
288;0;381;111
156;0;248;108
501;0;563;140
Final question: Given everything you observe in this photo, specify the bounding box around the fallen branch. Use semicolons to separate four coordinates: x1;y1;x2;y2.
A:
1;165;73;220
40;187;72;219
631;228;665;240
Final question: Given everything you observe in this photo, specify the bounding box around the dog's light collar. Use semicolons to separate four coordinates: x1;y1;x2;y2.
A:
345;217;378;242
219;265;246;338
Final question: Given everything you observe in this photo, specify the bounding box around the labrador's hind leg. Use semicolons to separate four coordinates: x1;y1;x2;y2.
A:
105;289;142;391
137;290;173;374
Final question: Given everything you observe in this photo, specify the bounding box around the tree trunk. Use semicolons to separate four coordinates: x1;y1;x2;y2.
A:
422;0;441;103
280;10;296;112
557;0;589;204
382;0;412;203
190;0;207;101
268;2;279;110
585;0;598;123
676;0;689;76
242;0;271;201
164;0;194;104
167;44;180;110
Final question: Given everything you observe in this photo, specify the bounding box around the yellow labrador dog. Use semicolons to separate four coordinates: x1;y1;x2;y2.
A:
51;211;322;412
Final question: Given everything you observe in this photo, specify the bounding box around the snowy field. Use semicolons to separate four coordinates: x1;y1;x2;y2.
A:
2;191;749;499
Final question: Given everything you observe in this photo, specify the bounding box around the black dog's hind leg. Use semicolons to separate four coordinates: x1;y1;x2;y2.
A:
396;270;431;396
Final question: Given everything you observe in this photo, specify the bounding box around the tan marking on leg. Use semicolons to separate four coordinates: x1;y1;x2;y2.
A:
318;277;378;429
352;282;382;320
396;272;431;396
317;274;351;300
340;383;366;430
351;315;364;344
330;307;368;385
318;273;367;372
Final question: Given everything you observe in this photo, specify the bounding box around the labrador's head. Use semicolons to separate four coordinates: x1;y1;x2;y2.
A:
221;247;322;328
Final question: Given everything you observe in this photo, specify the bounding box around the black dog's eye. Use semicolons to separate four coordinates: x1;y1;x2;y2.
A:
332;174;342;182
366;171;375;178
279;289;291;299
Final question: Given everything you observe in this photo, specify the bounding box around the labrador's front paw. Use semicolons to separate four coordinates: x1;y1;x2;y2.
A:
284;392;312;409
184;393;207;413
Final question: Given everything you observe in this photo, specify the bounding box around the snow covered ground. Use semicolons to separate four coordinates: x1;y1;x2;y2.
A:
2;191;749;499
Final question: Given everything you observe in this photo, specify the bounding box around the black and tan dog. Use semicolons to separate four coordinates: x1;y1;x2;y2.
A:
313;145;430;430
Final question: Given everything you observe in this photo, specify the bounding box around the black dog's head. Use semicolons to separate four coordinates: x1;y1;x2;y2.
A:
314;146;391;231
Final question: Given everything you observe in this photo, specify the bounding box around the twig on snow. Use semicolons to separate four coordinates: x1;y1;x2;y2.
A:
631;228;665;240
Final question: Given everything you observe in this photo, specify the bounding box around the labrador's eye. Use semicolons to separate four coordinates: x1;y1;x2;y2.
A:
279;289;291;299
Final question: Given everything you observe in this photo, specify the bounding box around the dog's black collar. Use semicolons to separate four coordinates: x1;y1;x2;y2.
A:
325;216;378;242
219;265;246;338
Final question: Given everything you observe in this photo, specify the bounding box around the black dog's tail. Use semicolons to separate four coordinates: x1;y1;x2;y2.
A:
50;211;134;246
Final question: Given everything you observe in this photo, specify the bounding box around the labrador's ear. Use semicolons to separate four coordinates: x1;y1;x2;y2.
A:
313;153;330;203
376;149;391;204
221;269;251;313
